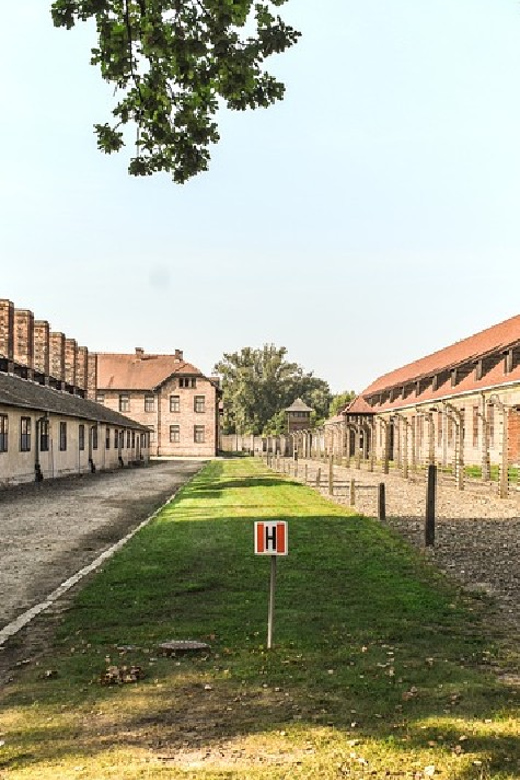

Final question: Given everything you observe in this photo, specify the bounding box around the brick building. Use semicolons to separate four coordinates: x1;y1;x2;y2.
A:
96;348;220;457
0;299;149;487
317;314;520;487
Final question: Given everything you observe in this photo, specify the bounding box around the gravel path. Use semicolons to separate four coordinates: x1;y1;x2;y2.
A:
0;459;204;681
280;457;520;644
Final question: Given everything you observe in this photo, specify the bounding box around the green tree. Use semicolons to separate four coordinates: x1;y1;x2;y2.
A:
329;390;356;417
51;0;300;183
214;344;332;435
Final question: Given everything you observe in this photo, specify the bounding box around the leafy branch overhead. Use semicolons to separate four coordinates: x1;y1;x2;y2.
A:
51;0;300;182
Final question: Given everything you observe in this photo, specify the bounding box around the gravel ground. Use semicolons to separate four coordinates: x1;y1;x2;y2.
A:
0;458;204;681
282;458;520;645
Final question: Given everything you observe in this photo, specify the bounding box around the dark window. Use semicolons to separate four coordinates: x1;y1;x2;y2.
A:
119;394;130;412
92;425;98;450
59;421;67;451
114;428;119;449
126;430;131;448
79;424;85;451
194;395;205;413
131;430;135;448
106;427;111;449
144;394;155;412
0;414;8;452
170;425;180;443
194;425;205;443
20;416;31;452
179;377;197;389
170;395;180;413
40;419;49;452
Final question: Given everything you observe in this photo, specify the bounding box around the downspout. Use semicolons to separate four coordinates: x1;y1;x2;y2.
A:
34;412;48;482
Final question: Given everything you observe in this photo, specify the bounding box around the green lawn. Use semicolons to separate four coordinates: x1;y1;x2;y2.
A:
0;458;518;779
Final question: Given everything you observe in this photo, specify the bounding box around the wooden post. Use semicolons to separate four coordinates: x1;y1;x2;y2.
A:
349;478;355;506
378;483;386;522
328;455;334;495
425;464;436;547
267;556;277;649
498;407;509;498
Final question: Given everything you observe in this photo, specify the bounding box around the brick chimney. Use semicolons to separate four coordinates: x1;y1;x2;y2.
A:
0;299;14;360
135;347;144;358
64;338;78;387
77;346;89;393
87;353;98;399
174;349;184;361
13;308;34;369
34;320;50;376
49;331;66;382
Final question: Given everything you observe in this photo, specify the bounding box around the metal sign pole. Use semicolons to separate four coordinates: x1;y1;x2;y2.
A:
267;555;277;649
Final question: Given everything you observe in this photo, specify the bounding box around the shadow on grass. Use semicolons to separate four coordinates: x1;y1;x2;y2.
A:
1;460;519;778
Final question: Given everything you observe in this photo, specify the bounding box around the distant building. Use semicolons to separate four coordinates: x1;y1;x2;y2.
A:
96;348;220;457
285;398;313;434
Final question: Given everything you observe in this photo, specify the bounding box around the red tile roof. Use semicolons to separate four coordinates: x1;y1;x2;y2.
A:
356;314;520;413
97;352;203;391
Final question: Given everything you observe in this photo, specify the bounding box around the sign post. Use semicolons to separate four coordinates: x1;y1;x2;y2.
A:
254;521;288;649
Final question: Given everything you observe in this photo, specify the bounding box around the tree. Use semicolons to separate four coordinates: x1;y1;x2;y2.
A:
214;344;332;435
51;0;300;183
329;390;356;417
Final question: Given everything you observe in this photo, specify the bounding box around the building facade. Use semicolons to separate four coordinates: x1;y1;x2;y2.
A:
96;348;220;457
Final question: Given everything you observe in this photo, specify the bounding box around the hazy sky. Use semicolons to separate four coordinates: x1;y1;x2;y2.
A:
2;1;520;393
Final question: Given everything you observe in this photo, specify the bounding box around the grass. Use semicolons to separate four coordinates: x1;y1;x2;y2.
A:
0;458;518;779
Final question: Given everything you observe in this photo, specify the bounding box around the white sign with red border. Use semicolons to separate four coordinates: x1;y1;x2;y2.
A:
255;521;288;556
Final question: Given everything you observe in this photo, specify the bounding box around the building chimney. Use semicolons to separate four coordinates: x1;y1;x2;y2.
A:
77;345;89;393
174;349;184;361
33;320;50;377
13;308;34;369
87;353;98;399
64;338;78;387
49;331;66;382
135;347;144;357
0;299;14;360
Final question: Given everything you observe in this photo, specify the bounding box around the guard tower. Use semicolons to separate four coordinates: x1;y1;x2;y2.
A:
285;397;313;434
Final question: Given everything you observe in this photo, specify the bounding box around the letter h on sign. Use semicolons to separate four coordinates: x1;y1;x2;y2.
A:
254;521;288;556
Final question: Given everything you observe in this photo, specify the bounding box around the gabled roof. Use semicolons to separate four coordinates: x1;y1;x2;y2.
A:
363;314;520;396
0;372;147;428
97;352;203;391
345;396;374;414
285;397;313;413
357;313;520;413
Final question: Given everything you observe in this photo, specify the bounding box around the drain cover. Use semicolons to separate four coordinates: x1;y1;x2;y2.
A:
158;640;210;654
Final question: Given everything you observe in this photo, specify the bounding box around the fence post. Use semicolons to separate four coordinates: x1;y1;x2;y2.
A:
304;463;308;483
328;455;334;495
378;483;386;522
316;468;321;488
425;464;436;547
349;478;356;506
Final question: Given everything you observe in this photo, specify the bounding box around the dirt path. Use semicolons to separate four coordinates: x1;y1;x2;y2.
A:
0;459;204;682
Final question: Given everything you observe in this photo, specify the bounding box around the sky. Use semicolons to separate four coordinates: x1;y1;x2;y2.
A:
2;1;520;394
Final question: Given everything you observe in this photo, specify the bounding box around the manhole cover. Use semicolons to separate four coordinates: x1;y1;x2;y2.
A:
158;640;210;654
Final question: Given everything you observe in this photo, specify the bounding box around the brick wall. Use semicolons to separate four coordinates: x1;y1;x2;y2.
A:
87;353;98;399
64;338;78;387
49;332;66;381
77;346;89;394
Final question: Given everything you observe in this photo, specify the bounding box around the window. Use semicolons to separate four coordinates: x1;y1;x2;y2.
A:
148;426;156;443
114;428;119;449
194;425;205;443
106;427;111;449
59;421;67;451
40;419;49;452
179;377;197;389
0;414;8;452
119;394;130;413
170;394;180;413
126;430;131;448
92;425;98;450
96;392;105;404
20;417;31;452
131;430;135;448
144;394;155;412
170;424;180;443
194;395;205;413
79;424;85;451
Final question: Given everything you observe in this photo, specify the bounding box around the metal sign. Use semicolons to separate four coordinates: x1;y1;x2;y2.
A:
254;521;288;556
